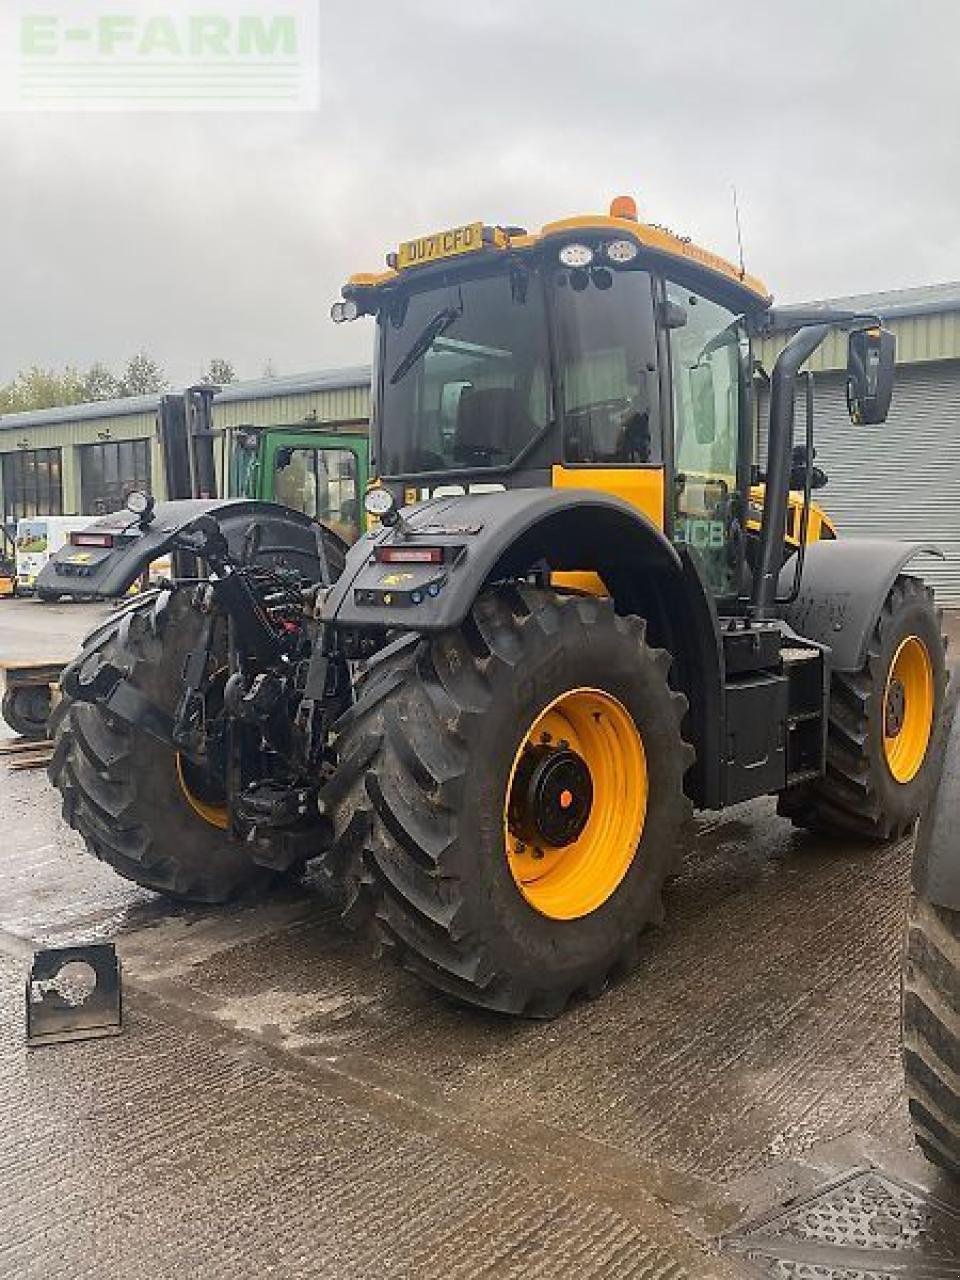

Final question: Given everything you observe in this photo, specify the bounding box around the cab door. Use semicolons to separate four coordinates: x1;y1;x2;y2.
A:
261;430;368;545
664;281;749;600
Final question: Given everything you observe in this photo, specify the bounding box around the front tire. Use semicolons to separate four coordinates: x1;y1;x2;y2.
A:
779;575;946;840
329;585;692;1016
902;893;960;1177
49;589;277;903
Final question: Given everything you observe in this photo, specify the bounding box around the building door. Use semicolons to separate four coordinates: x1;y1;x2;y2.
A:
80;439;152;515
1;448;63;541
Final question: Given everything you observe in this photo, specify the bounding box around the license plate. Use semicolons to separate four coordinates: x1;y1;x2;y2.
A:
398;222;483;270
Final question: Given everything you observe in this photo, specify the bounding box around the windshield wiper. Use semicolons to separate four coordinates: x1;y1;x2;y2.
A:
390;305;461;385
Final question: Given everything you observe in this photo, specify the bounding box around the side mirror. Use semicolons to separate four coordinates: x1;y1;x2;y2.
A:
688;363;717;445
846;326;895;424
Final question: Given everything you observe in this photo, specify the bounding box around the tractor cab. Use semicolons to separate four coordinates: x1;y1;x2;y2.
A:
337;198;784;604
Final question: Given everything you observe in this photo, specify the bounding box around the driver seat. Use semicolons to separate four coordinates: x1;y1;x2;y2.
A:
454;387;532;462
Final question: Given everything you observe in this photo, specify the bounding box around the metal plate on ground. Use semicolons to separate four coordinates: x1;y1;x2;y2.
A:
723;1167;960;1279
26;943;122;1046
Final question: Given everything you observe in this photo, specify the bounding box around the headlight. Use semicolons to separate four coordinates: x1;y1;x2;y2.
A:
364;486;398;523
330;299;360;324
605;238;639;264
558;243;594;268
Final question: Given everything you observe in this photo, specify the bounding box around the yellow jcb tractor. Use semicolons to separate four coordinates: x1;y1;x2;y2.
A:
49;196;946;1016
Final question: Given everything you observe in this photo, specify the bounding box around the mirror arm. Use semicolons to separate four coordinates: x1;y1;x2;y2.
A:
753;306;882;336
749;322;830;620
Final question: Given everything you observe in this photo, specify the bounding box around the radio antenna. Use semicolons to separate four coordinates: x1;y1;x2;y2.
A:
732;184;746;279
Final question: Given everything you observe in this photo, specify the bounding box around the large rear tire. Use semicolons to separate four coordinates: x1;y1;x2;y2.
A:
902;893;960;1178
328;585;692;1016
49;589;276;903
779;575;946;840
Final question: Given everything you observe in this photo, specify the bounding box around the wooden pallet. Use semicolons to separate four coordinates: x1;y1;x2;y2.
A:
0;737;54;769
7;751;54;771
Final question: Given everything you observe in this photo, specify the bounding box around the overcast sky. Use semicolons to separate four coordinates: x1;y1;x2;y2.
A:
3;0;960;386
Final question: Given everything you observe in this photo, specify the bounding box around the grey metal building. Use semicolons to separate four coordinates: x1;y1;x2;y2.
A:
757;283;960;604
0;366;371;532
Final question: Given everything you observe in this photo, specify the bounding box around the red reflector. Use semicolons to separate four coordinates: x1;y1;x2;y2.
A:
375;546;443;565
70;532;115;548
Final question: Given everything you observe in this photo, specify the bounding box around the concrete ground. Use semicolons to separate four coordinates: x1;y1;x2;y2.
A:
2;595;960;1279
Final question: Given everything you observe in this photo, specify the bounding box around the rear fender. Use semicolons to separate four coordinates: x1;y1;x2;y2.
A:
779;539;942;673
323;488;681;633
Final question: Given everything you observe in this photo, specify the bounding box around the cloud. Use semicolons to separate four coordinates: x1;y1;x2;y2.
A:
3;0;960;383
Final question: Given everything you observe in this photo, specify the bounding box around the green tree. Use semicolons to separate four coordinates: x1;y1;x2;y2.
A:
0;365;86;413
200;357;236;387
118;351;168;397
82;362;120;401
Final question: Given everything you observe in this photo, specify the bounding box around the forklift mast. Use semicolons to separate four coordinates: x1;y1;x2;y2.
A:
157;385;221;501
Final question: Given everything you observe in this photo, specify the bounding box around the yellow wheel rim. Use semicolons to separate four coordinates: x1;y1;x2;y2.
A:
175;753;230;830
504;688;647;920
883;636;935;784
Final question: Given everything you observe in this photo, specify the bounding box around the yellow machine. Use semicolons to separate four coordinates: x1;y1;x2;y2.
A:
48;196;948;1017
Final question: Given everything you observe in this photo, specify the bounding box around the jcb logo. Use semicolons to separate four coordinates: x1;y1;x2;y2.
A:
675;518;725;550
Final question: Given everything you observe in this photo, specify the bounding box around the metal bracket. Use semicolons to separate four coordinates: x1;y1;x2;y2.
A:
26;943;122;1047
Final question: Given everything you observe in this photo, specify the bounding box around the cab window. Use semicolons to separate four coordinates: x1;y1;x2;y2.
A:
273;447;360;543
554;267;659;465
666;281;747;597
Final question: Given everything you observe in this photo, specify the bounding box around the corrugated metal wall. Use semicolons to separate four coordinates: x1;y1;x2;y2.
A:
213;385;369;429
758;362;960;605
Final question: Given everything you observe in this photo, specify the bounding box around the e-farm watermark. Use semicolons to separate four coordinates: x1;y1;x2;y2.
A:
0;2;319;111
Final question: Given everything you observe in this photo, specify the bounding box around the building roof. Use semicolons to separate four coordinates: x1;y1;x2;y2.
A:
0;365;372;433
781;281;960;323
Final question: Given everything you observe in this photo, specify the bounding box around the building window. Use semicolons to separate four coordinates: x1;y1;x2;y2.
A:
80;439;152;515
2;448;63;537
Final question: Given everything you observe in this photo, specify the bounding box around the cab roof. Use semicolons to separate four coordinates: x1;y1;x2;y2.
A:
343;197;772;315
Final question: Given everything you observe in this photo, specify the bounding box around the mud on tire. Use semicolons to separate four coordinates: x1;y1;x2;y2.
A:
328;584;693;1017
49;590;277;903
779;575;947;840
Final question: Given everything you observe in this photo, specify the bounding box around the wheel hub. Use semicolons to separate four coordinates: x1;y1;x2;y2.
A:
885;678;906;738
503;687;648;921
508;745;593;849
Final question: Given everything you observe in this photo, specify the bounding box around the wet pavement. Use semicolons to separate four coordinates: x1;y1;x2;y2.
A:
2;597;960;1278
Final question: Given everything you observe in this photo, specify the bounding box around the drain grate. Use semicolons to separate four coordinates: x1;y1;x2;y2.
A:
723;1167;960;1279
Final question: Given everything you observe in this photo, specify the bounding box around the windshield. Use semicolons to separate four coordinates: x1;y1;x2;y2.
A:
378;269;552;476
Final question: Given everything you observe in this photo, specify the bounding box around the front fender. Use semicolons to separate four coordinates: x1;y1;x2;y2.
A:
36;499;330;599
779;539;942;673
323;488;681;632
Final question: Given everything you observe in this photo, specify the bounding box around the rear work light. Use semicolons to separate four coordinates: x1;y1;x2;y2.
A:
70;532;115;548
375;546;444;565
